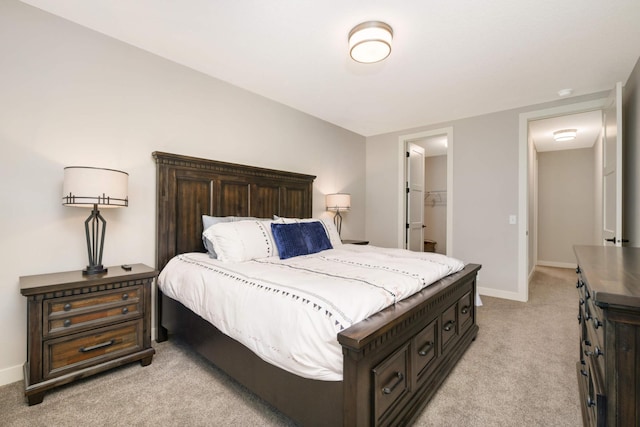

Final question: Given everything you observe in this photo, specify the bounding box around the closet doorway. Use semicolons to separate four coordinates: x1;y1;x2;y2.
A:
398;127;453;255
422;135;448;255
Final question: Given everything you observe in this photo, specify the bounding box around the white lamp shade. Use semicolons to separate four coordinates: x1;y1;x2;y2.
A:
326;193;351;211
349;21;393;63
63;166;128;208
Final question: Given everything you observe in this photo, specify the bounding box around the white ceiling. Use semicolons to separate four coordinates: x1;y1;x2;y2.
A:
19;0;640;137
530;110;603;152
418;135;448;157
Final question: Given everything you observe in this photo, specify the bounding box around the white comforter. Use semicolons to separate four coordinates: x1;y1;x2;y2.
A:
157;245;465;381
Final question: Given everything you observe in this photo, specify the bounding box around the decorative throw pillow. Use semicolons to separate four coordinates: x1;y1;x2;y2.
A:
273;216;342;248
271;222;333;259
270;223;309;260
300;221;333;253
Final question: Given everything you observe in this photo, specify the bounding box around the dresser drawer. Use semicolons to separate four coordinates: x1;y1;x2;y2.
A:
372;342;410;424
43;320;143;379
458;291;473;334
441;302;458;350
581;287;605;351
576;355;607;426
414;319;438;383
44;286;142;337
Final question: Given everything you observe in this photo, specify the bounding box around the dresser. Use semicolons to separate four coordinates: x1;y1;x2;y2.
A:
574;245;640;427
20;263;157;405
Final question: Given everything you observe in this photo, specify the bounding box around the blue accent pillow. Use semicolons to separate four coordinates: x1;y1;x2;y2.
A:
271;223;309;259
300;221;333;253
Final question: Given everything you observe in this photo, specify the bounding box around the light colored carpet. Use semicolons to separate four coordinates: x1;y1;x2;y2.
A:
0;266;581;426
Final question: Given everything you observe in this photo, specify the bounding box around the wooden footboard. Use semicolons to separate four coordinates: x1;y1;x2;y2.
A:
157;263;480;426
340;263;480;426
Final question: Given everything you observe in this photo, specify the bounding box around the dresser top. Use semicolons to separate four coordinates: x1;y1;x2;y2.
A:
574;245;640;308
20;263;157;296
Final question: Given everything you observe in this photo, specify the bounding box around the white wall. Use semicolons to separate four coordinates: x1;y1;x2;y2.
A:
537;148;596;266
0;0;365;386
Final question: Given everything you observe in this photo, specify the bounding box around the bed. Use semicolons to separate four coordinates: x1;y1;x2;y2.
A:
153;151;481;426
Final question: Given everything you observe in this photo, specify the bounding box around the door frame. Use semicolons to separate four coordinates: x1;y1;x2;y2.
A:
602;82;624;246
518;98;607;302
397;127;453;255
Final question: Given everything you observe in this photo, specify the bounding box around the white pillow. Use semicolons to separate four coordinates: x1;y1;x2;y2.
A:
202;215;261;258
273;217;343;248
203;220;279;262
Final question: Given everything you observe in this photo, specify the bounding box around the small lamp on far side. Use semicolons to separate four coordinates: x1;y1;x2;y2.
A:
326;193;351;236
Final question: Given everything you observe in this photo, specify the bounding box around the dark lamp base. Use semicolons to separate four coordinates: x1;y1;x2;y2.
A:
83;265;108;275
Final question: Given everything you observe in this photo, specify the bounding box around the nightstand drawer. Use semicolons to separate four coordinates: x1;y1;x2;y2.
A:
20;263;156;405
45;286;142;337
44;320;143;379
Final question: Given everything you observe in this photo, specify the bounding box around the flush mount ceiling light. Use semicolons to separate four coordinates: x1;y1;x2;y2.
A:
348;21;393;63
558;88;573;97
553;129;577;142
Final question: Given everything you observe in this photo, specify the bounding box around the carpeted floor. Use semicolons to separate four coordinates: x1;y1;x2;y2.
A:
0;266;581;426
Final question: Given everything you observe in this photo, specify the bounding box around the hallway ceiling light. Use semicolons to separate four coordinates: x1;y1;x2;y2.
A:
553;129;577;142
348;21;393;63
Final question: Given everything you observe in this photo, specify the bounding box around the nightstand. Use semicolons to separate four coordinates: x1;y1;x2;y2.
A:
342;239;369;245
19;263;157;405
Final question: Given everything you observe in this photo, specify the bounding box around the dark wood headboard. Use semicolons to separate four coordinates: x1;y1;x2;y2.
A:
153;151;316;271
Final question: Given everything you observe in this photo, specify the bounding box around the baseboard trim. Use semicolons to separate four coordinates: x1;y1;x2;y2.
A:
0;363;23;387
537;260;577;269
478;286;527;302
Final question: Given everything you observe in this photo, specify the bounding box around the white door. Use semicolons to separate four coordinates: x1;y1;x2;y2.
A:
602;82;624;246
406;143;425;251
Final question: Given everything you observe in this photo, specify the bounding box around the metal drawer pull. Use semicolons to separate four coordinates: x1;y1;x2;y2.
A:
382;372;404;395
63;319;71;327
122;307;129;315
63;303;72;311
587;397;596;407
443;320;456;331
460;305;470;315
122;293;129;300
594;347;604;357
79;339;115;353
593;318;602;329
418;341;434;356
